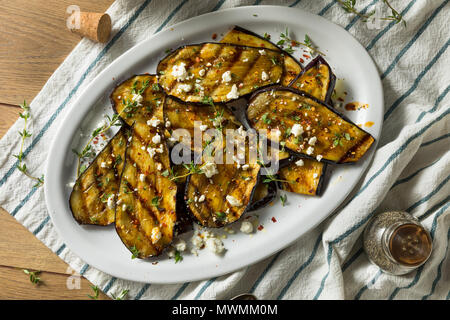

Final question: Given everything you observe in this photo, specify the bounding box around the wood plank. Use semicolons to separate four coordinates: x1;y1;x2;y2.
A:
0;208;72;273
0;103;20;139
0;265;109;300
0;0;114;105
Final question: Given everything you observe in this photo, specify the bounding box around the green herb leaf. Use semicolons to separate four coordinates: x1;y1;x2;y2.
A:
87;285;100;300
174;250;183;263
280;194;287;207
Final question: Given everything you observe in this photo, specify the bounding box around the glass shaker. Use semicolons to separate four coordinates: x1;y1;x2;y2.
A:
363;211;432;275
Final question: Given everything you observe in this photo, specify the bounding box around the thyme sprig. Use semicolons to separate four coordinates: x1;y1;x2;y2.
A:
169;161;204;181
337;0;375;21
380;0;407;26
278;28;325;56
23;269;41;285
337;0;406;27
14;101;44;188
87;285;100;300
72;113;121;177
111;289;129;300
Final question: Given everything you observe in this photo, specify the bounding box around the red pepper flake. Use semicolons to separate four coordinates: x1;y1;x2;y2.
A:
271;217;277;223
212;33;217;40
257;225;264;231
299;58;304;63
93;140;98;144
303;54;311;59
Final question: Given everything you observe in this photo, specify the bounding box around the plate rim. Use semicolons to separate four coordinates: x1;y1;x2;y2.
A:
44;5;383;284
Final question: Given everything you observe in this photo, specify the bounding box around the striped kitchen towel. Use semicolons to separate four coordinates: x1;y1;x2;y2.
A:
0;0;448;300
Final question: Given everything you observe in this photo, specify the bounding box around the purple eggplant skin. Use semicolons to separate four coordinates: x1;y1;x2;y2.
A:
247;180;278;212
288;55;336;105
246;85;375;165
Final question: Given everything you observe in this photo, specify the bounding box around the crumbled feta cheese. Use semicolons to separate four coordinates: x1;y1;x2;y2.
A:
291;124;304;137
306;125;311;131
259;49;266;55
316;155;323;162
177;83;192;93
122;204;127;211
151;227;162;244
306;146;314;155
222;70;232;83
152;133;161;144
116;198;122;206
199;124;208;132
206;237;225;254
261;71;269;81
156;162;162;171
242;58;249;62
206;62;212;67
173;239;186;252
226;195;242;207
241;164;249;171
165;121;171;128
106;194;115;209
313;173;318;179
198;69;206;77
191;233;204;249
167;248;176;258
131;93;143;106
100;162;107;168
203;162;218;178
226;84;239;100
308;136;317;146
171;62;188;81
198;194;206;202
147;117;161;127
156;144;164;153
295;159;304;166
147;147;156;158
240;221;253;234
139;174;145;182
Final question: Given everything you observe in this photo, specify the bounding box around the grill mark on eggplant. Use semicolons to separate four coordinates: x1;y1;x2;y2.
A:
208;46;245;99
125;134;164;225
186;178;217;223
220;26;301;86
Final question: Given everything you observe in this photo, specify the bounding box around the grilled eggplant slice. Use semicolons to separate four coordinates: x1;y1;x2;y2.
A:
278;158;326;196
220;26;302;86
164;96;240;153
185;160;260;228
111;74;165;126
69;127;130;225
289;56;336;103
184;136;261;228
247;87;374;163
115;122;177;258
247;180;277;212
157;43;284;103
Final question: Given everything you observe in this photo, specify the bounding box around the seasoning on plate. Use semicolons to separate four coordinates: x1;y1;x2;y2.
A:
363;211;432;275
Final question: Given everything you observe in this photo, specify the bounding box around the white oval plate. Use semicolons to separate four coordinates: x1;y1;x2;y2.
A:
45;5;382;284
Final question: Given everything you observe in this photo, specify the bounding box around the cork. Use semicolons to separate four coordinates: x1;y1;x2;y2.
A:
68;12;111;43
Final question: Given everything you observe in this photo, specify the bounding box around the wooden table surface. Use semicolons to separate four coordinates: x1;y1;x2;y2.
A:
0;0;115;300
